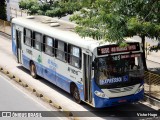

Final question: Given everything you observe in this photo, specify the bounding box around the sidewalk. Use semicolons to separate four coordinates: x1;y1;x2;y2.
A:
0;20;11;35
147;51;160;64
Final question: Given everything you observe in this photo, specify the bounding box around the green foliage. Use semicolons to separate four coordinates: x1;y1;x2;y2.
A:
70;0;160;70
0;0;7;20
18;0;160;70
71;0;160;43
19;0;160;44
19;0;82;17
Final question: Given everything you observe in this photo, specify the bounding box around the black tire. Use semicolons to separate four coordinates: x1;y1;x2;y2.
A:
72;86;81;104
30;62;38;79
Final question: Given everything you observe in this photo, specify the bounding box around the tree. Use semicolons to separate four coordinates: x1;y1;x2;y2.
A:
0;0;7;20
19;0;160;70
70;0;160;70
19;0;83;18
19;0;95;17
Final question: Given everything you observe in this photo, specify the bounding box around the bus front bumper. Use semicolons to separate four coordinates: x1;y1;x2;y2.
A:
94;89;144;108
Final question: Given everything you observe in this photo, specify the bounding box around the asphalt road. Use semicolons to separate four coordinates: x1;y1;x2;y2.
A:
0;74;48;111
0;73;66;120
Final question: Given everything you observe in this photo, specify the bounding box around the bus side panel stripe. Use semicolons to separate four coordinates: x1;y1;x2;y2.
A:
22;54;30;69
34;62;44;78
76;83;84;101
12;28;17;56
92;79;105;107
22;55;71;93
56;73;71;93
43;66;56;85
12;40;17;56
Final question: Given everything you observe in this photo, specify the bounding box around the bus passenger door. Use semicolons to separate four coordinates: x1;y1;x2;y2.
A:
83;53;92;103
16;30;23;64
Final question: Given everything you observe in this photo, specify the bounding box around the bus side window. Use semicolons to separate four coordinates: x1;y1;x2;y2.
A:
68;44;81;69
24;28;32;47
43;36;54;56
55;39;67;62
33;32;42;51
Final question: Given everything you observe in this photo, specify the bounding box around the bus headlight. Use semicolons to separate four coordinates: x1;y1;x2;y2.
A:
135;85;144;94
94;91;109;99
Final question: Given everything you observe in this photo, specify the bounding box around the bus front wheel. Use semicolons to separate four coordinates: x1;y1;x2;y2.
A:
30;62;38;79
72;86;81;104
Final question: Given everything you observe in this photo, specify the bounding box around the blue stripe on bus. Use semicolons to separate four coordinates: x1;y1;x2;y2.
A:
22;54;30;69
76;83;84;101
22;54;143;108
92;79;144;108
22;54;84;101
12;37;17;56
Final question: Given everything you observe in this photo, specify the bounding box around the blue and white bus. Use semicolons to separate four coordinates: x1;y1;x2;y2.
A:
12;16;144;108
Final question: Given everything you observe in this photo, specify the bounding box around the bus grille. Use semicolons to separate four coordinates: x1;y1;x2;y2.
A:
109;86;135;93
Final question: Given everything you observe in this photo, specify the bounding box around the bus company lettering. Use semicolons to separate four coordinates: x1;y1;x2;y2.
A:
68;67;78;75
100;77;122;85
26;49;32;55
48;59;57;69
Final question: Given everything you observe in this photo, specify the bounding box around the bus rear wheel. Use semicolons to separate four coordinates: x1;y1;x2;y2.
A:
72;86;81;104
30;62;38;79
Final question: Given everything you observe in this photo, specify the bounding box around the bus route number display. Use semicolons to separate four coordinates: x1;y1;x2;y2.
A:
97;43;140;55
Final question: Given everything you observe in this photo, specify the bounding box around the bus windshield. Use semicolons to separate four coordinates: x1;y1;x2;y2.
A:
95;53;144;88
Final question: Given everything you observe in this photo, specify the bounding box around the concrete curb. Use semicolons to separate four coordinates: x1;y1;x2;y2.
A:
13;77;21;83
50;103;62;110
35;90;43;98
26;86;36;92
42;96;52;103
61;107;73;117
0;65;78;118
1;68;9;75
6;73;15;79
0;31;11;39
22;82;28;87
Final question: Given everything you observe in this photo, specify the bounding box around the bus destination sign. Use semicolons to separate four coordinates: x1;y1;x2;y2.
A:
97;43;140;55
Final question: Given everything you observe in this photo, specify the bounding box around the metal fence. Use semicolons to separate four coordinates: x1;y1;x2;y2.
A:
144;71;160;100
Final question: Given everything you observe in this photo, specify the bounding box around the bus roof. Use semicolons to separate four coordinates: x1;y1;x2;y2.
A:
12;16;138;52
